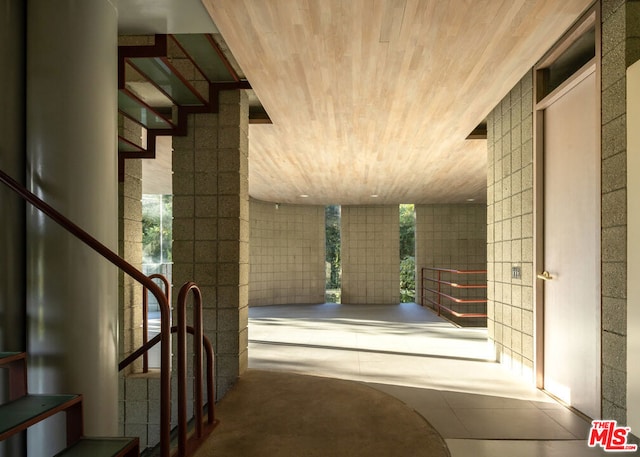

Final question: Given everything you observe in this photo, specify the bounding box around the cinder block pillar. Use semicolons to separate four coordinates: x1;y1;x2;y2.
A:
173;90;249;400
118;117;145;374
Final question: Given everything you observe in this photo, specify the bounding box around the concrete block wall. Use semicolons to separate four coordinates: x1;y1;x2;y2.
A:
415;204;487;323
341;206;400;305
172;89;250;401
249;199;325;306
119;362;207;450
415;204;487;269
119;375;160;449
118;155;149;443
484;0;640;427
600;0;640;425
118;119;144;372
486;71;536;379
117;37;250;449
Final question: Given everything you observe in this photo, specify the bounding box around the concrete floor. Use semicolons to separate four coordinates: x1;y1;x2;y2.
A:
195;369;449;457
246;303;614;457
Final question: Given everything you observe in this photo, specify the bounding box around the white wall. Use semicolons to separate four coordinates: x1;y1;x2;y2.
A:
26;2;119;454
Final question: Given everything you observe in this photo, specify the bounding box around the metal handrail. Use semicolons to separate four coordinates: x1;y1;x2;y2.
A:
118;319;218;455
118;282;218;456
422;287;488;304
421;296;488;318
422;277;487;289
420;267;488;319
0;169;173;456
142;274;171;373
117;324;214;386
177;283;203;455
421;266;488;275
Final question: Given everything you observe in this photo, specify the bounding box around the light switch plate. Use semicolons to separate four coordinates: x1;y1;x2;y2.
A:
512;266;521;279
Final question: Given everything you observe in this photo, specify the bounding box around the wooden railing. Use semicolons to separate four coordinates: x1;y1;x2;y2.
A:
0;168;216;456
420;267;487;319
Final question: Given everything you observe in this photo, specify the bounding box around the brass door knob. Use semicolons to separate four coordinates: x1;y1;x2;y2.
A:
537;270;553;281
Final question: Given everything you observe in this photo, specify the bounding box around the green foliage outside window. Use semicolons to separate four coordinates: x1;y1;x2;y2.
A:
399;204;415;302
142;195;172;265
325;205;341;293
400;256;416;302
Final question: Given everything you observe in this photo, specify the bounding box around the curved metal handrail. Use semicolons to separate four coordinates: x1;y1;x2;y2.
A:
176;282;218;455
118;325;214;383
0;169;172;457
118;321;218;454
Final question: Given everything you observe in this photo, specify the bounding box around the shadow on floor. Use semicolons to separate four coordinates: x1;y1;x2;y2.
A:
193;369;451;457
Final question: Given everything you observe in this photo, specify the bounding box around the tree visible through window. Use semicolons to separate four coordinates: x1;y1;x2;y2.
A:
325;205;341;303
400;204;415;302
142;194;172;271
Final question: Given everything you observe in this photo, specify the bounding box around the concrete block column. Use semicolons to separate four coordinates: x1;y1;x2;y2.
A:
173;90;249;400
602;0;640;428
341;206;400;305
118;117;145;373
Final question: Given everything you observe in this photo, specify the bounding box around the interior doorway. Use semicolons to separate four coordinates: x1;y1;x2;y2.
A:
540;69;600;418
534;7;601;419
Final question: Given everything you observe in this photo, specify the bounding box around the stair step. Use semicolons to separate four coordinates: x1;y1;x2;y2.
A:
0;351;25;366
0;394;82;441
0;351;28;399
54;437;139;457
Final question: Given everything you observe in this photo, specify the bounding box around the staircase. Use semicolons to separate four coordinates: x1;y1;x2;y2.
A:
0;352;139;457
117;33;262;181
0;168;219;457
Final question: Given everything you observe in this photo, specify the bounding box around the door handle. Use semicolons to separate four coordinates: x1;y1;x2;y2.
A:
537;270;553;281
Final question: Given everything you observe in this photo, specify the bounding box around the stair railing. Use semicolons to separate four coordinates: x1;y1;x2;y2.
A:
176;282;217;455
420;267;488;319
0;169;175;456
118;294;218;452
119;281;219;456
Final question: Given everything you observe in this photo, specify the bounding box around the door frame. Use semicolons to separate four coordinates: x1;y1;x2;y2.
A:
532;4;601;398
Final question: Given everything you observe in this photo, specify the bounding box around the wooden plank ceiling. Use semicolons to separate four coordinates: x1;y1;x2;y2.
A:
203;0;593;205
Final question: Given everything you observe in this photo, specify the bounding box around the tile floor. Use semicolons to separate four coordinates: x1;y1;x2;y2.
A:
248;303;616;457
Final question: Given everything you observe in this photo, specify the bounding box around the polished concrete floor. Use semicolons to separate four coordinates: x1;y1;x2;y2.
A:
248;303;614;457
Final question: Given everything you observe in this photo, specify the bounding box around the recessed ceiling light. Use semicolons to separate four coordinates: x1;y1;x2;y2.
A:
300;194;309;198
371;194;379;198
467;198;475;202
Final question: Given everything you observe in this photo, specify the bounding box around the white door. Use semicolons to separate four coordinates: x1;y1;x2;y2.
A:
627;59;640;436
542;70;600;419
